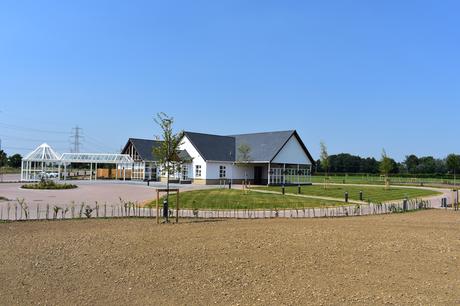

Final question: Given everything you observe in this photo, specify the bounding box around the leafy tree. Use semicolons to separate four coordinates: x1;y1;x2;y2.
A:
404;155;419;174
416;156;437;174
0;150;6;168
152;113;184;207
7;154;22;168
446;154;460;185
380;149;394;189
320;141;329;189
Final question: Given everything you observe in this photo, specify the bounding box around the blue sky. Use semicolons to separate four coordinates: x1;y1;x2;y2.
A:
0;0;458;161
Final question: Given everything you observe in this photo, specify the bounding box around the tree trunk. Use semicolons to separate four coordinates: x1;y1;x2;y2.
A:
166;161;170;201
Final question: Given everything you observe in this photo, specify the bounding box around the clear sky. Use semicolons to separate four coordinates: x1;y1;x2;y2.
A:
0;0;458;161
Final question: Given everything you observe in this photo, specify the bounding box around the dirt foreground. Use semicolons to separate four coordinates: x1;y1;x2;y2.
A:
0;210;459;305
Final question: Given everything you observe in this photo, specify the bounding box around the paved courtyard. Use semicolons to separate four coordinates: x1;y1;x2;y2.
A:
0;180;216;206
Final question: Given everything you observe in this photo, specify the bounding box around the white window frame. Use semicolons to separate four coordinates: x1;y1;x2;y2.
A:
195;165;202;177
219;165;226;178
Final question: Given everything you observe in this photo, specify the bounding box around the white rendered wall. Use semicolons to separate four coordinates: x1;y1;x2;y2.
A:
272;135;311;165
179;136;207;179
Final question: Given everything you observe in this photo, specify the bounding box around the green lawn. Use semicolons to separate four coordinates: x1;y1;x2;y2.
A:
311;175;458;186
148;189;345;210
254;185;441;203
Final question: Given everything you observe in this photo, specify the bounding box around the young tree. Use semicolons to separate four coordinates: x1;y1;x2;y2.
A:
152;113;184;207
320;141;329;189
446;154;460;185
380;149;393;189
236;143;252;190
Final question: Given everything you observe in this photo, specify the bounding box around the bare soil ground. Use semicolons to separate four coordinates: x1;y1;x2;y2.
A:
0;210;459;305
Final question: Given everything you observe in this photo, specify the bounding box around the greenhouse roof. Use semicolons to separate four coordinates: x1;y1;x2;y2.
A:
23;143;61;162
60;153;134;164
23;144;134;164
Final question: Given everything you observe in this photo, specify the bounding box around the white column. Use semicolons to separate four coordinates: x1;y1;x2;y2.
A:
123;166;126;181
283;164;286;185
297;164;300;184
90;163;93;180
267;163;271;186
64;164;67;181
58;163;61;181
116;164;118;180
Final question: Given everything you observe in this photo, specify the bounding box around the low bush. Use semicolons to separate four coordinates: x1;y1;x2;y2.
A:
21;180;77;190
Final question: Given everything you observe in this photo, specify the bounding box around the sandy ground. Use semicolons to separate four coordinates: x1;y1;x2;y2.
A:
0;210;458;305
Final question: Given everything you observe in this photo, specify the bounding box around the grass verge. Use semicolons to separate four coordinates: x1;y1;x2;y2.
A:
253;185;440;202
146;188;345;210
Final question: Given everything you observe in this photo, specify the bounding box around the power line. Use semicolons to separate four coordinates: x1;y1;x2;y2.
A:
0;134;68;143
0;122;69;134
70;126;83;153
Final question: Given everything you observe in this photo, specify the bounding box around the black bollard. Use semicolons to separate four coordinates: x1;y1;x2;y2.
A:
298;185;301;194
403;199;408;211
282;185;285;195
229;181;232;189
163;199;169;222
359;191;363;201
147;180;150;186
345;192;348;203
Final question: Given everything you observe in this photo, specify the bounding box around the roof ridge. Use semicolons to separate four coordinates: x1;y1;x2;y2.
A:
129;137;162;142
229;130;295;137
184;131;234;139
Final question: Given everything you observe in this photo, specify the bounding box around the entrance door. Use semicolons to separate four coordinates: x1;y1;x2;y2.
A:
254;166;263;185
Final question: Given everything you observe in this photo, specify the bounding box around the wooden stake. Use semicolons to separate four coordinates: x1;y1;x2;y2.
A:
176;190;179;223
156;190;160;224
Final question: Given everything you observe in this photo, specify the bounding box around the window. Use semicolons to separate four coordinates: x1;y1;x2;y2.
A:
182;165;189;180
219;165;226;178
195;165;202;177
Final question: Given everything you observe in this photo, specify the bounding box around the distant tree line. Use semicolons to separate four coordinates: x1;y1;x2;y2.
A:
0;150;22;168
315;153;460;176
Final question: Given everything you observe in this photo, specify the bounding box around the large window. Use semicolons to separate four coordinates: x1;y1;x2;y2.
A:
219;165;226;178
182;165;189;180
195;165;202;177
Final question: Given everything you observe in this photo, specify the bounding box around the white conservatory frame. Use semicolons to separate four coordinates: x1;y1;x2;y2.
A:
60;153;134;181
21;143;135;182
21;143;61;181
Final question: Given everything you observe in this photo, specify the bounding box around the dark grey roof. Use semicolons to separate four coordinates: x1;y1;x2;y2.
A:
184;130;315;164
178;149;192;161
122;138;162;161
184;132;235;161
122;138;193;162
231;130;294;162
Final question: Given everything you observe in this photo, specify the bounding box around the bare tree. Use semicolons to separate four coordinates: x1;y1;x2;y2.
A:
320;141;329;189
236;143;252;191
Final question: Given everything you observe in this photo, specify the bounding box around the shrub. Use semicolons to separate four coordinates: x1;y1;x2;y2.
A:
21;180;77;190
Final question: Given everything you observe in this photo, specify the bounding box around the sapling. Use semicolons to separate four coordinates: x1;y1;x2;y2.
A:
53;206;61;219
17;198;29;220
70;201;75;218
79;202;85;218
61;207;69;219
95;201;99;218
84;205;93;218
